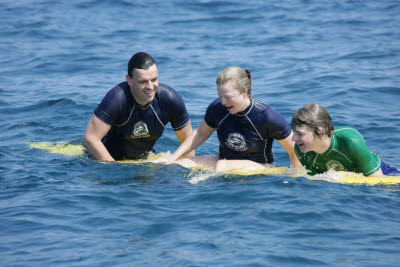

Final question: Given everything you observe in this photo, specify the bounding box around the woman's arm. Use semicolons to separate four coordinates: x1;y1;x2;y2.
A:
156;119;215;164
277;131;302;168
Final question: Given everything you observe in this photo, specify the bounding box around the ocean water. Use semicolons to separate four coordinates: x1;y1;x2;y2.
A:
1;0;400;266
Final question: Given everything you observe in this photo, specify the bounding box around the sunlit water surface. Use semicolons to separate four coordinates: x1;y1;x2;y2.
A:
1;1;400;266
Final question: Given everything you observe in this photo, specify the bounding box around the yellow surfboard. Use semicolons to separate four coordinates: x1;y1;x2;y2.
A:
28;141;166;165
226;166;400;185
29;142;400;185
29;142;85;156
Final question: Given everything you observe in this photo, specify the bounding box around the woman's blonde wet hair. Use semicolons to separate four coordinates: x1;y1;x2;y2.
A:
216;66;252;99
291;103;334;137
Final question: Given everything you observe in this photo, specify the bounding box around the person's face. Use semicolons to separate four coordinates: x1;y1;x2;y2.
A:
292;125;318;153
126;64;159;106
217;80;249;114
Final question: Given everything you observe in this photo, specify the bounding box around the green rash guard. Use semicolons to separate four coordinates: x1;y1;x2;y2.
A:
295;127;381;176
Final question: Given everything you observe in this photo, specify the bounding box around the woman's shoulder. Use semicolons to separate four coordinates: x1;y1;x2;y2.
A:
252;99;287;120
252;99;269;109
207;98;224;110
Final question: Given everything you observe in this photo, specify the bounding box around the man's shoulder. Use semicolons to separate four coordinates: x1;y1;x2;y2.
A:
94;82;131;125
156;83;186;106
106;81;131;100
334;127;366;150
155;83;181;101
157;83;177;95
334;127;364;140
110;81;129;91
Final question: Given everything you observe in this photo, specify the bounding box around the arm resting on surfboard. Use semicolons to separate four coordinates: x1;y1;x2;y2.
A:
367;168;384;177
82;114;115;162
156;119;215;164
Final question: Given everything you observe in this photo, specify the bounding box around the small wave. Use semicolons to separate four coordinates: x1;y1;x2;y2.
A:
4;98;77;114
339;50;396;60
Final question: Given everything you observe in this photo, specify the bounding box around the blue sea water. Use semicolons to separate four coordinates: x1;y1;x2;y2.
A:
1;0;400;266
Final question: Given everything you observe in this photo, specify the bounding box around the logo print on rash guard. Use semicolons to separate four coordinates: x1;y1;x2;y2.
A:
326;160;345;172
132;121;150;139
225;133;247;151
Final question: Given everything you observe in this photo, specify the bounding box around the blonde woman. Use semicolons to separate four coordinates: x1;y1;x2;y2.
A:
156;66;301;172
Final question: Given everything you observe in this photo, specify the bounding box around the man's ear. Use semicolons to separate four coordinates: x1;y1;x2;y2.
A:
126;74;132;86
317;127;326;138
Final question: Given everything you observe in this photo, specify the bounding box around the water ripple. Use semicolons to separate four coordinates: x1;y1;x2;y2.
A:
1;0;400;266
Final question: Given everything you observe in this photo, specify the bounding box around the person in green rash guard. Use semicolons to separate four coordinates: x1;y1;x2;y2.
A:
291;103;400;177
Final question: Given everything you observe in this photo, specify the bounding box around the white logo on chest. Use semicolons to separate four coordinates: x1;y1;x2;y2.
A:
225;133;247;151
132;121;150;139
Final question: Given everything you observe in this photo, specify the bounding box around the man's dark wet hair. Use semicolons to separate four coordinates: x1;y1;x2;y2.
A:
127;52;156;77
292;103;335;137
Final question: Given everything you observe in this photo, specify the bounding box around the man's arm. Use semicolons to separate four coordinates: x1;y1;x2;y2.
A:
367;169;384;177
174;121;195;158
82;114;115;162
277;131;302;168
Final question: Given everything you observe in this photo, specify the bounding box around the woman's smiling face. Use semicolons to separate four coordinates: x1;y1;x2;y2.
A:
217;80;250;114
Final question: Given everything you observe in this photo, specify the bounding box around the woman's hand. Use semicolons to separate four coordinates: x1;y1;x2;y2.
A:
152;156;176;165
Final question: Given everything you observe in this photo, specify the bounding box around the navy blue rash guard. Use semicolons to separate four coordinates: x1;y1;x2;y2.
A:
204;98;291;164
94;82;190;160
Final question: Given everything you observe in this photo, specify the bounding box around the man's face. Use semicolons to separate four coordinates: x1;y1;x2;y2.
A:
127;64;159;106
292;125;317;153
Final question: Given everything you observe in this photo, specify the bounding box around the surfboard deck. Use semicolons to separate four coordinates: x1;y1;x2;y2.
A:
29;142;400;185
226;167;400;185
29;142;85;156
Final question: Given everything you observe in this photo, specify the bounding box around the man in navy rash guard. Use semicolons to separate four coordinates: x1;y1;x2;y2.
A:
82;52;194;161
